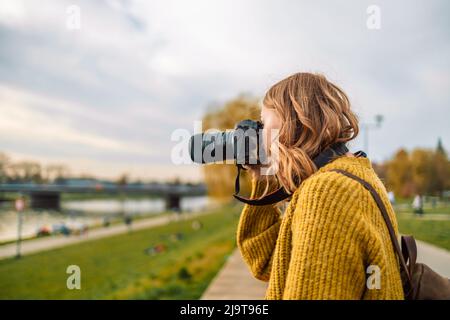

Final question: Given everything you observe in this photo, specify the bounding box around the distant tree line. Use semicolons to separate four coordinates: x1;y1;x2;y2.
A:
373;139;450;198
0;153;201;186
0;153;69;184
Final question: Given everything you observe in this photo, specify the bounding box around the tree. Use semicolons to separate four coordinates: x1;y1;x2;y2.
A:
385;141;450;197
45;164;70;183
117;173;129;187
410;149;433;195
436;137;446;156
429;138;450;195
9;161;43;183
386;149;413;197
0;152;10;183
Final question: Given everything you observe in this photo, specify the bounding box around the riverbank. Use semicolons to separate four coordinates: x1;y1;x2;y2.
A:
0;210;170;246
0;195;210;244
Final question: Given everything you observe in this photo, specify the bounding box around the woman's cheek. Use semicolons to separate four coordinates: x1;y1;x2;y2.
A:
262;126;275;158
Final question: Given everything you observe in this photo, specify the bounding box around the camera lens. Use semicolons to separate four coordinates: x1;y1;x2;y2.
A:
189;119;264;165
189;132;236;164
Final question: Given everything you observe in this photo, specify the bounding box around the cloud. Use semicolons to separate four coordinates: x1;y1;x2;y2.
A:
0;85;163;159
0;0;449;179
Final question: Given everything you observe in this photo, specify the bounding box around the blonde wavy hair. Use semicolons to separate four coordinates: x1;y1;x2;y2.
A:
261;72;359;195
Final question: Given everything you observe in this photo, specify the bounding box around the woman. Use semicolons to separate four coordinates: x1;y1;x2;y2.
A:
237;72;404;299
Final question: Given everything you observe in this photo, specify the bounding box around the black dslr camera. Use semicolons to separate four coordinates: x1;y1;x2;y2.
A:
189;119;354;206
189;119;266;165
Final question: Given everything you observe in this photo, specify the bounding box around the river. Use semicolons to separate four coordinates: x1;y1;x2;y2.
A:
0;196;210;243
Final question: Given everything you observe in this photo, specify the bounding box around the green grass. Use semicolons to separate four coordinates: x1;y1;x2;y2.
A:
395;205;450;215
0;205;242;299
397;213;450;251
394;197;450;214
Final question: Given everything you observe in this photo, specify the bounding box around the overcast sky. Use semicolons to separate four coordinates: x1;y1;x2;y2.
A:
0;0;449;182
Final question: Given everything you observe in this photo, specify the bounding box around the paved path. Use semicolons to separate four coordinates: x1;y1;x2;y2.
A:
201;239;450;300
415;239;450;278
0;211;207;260
201;249;268;300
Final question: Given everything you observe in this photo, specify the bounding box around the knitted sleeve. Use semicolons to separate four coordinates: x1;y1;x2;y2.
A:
236;178;282;282
282;173;368;299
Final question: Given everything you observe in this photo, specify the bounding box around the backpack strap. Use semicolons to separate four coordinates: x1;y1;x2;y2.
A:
329;168;414;295
401;235;417;278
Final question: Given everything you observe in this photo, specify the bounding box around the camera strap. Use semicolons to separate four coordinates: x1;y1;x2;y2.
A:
233;142;365;205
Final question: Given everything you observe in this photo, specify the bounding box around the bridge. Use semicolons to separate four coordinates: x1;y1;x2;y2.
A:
0;183;207;211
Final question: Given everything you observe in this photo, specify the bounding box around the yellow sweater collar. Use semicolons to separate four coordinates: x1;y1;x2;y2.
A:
317;155;372;173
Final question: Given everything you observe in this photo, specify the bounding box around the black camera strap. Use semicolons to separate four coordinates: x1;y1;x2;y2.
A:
233;142;365;205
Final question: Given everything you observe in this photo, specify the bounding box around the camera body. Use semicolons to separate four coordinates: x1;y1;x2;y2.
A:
189;119;266;165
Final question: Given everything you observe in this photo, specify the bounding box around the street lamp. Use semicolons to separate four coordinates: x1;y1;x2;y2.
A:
362;114;384;156
15;195;25;259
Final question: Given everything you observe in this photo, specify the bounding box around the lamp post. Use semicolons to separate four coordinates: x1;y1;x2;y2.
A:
362;114;384;156
15;195;25;259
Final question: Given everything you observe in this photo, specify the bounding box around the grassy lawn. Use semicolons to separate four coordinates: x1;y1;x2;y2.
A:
397;213;450;251
394;198;450;250
395;204;450;215
0;205;242;299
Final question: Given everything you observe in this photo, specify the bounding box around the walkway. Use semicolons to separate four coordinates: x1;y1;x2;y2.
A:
201;239;450;300
201;249;268;300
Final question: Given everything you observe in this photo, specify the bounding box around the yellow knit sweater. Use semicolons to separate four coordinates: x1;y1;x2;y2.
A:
237;156;404;299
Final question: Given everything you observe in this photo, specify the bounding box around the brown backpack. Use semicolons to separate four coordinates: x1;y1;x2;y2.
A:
331;169;450;300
